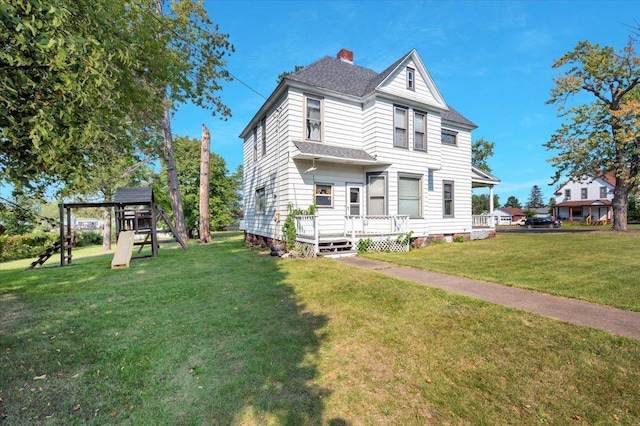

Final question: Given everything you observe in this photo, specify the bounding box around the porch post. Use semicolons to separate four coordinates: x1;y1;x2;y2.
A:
313;214;319;255
489;185;495;227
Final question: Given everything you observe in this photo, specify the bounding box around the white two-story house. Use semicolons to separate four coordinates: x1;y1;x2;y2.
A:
240;49;499;255
553;173;615;223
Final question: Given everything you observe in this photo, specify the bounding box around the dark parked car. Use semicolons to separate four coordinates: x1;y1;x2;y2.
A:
525;217;562;228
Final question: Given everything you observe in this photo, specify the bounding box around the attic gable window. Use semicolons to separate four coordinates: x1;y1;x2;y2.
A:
305;95;323;141
406;67;415;90
600;186;607;198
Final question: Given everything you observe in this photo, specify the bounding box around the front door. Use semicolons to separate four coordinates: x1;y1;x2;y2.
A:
346;184;362;216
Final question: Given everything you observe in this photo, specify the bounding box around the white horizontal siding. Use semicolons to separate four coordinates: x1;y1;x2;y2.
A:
377;59;442;108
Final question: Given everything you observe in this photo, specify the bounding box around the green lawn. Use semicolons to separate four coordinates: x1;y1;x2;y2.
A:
1;232;639;424
364;229;640;311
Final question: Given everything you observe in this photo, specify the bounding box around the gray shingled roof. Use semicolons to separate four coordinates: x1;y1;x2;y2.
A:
294;140;376;162
286;56;378;97
286;51;476;128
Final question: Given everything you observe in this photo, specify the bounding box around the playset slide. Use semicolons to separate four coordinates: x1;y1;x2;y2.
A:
111;231;135;269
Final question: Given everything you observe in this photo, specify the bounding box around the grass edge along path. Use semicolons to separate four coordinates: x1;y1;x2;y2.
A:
363;231;640;311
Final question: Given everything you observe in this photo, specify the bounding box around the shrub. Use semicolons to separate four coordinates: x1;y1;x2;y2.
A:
0;231;58;262
75;231;103;247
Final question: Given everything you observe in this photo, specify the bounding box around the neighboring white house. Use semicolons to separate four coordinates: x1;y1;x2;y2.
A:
553;173;615;223
240;49;499;255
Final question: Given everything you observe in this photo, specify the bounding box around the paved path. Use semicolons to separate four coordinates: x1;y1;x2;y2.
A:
336;257;640;340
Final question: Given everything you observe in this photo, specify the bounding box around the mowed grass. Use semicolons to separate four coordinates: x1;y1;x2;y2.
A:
365;230;640;311
0;232;639;424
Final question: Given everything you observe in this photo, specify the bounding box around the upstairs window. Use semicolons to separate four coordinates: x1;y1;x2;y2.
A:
394;106;408;148
565;189;571;200
600;186;607;198
305;96;322;141
581;188;588;199
443;181;454;217
261;116;267;156
315;184;333;207
252;127;258;162
441;129;457;146
406;67;415;90
414;112;426;151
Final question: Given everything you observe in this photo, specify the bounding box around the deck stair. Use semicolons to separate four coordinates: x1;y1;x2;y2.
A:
317;238;357;258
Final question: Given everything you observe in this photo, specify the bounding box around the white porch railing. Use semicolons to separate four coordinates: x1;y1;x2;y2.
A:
472;215;495;228
295;215;319;253
344;215;409;238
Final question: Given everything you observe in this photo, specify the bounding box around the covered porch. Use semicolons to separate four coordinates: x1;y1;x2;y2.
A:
471;165;501;238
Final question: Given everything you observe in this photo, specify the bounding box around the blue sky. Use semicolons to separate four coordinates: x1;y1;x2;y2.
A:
170;0;639;206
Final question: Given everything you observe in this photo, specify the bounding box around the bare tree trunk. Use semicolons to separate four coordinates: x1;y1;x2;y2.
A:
155;0;188;244
199;124;212;243
612;177;629;231
161;107;189;243
102;208;112;251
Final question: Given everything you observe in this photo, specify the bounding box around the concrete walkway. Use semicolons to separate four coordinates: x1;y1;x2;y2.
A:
336;257;640;340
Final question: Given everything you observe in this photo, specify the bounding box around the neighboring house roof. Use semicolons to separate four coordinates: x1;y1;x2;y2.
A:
555;199;612;207
499;207;526;217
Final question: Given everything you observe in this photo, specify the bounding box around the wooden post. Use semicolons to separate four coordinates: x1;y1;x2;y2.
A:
199;123;212;243
59;203;64;266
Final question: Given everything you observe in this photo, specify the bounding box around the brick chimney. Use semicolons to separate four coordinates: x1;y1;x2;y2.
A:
337;49;353;64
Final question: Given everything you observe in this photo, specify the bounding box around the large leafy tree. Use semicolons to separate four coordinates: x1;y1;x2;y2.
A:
1;0;234;241
546;35;640;231
472;137;495;173
472;193;500;215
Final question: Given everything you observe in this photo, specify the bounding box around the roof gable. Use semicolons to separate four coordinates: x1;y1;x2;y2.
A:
372;49;448;111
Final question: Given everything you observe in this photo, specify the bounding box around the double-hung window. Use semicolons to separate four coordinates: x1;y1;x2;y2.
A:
406;67;415;90
443;181;454;218
565;189;571;200
581;188;588;199
252;127;258;162
394;106;408;148
305;96;322;141
315;184;333;207
255;187;266;214
261;116;267;156
398;174;422;218
367;173;387;215
600;186;607;198
414;112;426;151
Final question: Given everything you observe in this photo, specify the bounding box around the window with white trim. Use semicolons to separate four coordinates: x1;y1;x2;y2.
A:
443;181;454;217
394;106;408;148
414;111;426;151
305;96;322;141
398;174;422;218
565;189;571;200
581;188;588;199
255;187;266;214
315;183;333;207
406;67;415;90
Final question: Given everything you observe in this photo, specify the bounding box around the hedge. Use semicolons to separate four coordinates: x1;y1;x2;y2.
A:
0;231;103;262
